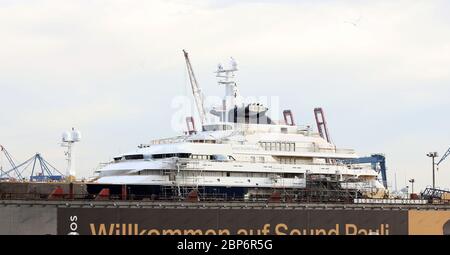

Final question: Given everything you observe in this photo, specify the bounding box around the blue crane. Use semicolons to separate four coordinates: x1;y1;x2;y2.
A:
1;145;64;181
339;154;388;189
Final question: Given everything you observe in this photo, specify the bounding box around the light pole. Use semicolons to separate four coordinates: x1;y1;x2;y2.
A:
408;179;415;194
426;152;438;189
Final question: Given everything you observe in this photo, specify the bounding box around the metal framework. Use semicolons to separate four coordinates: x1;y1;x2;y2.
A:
0;145;22;179
28;154;65;181
283;110;295;126
314;107;331;143
183;50;207;126
421;187;450;200
185;116;197;135
1;149;64;182
436;147;450;170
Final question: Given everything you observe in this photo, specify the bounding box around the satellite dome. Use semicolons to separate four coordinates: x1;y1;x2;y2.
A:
71;129;82;142
62;131;73;142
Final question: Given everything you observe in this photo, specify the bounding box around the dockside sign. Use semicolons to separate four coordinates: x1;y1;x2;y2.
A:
58;208;416;235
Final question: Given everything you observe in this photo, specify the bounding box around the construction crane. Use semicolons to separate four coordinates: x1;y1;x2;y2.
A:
2;153;64;182
28;153;65;182
183;50;207;126
436;146;450;171
1;145;64;182
314;108;332;143
0;145;23;180
339;154;388;189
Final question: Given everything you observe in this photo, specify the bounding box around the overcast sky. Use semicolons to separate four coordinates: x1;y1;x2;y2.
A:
0;0;449;192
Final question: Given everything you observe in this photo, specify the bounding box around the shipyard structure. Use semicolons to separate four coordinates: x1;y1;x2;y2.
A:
0;51;449;235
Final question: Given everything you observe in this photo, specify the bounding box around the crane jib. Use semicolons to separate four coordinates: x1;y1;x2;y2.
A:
436;147;450;166
183;49;207;126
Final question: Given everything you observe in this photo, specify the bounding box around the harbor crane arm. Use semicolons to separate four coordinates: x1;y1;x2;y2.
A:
340;154;387;189
0;145;22;179
436;147;450;167
183;50;207;126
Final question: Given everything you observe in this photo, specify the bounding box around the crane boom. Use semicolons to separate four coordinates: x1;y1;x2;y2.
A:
0;145;22;179
437;147;450;166
183;50;207;126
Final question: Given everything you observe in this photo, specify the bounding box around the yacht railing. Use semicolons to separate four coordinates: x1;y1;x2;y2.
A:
175;158;374;170
258;143;355;155
144;136;188;145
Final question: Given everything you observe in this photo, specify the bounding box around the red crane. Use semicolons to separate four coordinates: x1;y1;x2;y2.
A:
314;107;332;143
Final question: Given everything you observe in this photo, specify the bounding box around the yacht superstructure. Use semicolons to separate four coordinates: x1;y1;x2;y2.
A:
91;51;387;200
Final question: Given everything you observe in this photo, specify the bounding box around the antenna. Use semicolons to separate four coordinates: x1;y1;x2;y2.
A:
216;57;238;80
230;57;238;71
394;172;397;192
61;127;81;182
215;56;241;120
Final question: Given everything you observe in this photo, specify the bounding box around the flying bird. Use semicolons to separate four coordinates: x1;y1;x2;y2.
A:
345;15;362;27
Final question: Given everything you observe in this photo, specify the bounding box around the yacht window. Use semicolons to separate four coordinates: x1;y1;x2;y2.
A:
282;173;305;178
152;153;191;159
113;156;123;162
139;170;160;175
260;142;267;150
124;154;144;160
231;172;248;177
189;154;213;160
212;155;229;161
203;124;233;131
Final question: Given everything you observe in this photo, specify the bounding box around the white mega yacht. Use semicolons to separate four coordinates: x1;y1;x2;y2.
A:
89;51;387;200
